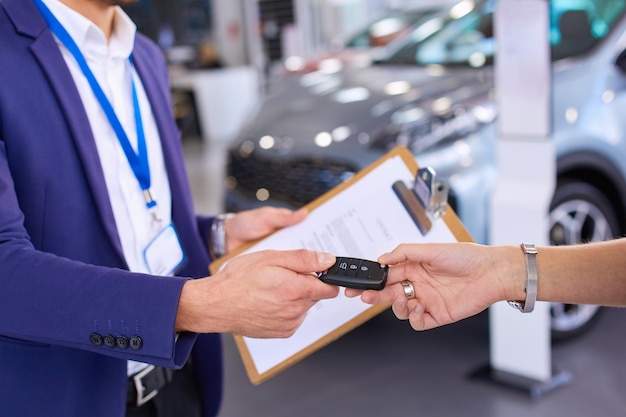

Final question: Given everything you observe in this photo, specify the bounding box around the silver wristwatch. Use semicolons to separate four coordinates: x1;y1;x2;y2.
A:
507;243;538;313
209;213;234;259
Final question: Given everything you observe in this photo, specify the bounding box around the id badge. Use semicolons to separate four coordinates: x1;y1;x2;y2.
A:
143;224;185;276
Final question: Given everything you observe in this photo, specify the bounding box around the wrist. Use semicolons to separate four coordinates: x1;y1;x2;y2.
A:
175;279;198;333
497;245;528;302
176;277;229;334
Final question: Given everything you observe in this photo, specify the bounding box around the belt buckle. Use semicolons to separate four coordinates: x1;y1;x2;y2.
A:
133;364;159;407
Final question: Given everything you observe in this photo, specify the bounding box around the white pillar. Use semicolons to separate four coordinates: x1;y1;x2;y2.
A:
484;0;571;397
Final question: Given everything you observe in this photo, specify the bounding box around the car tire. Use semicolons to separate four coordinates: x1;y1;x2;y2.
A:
548;180;620;341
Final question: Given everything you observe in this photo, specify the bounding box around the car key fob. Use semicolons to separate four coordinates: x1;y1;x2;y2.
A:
317;257;388;290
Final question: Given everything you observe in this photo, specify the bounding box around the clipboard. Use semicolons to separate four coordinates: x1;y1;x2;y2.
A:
210;146;473;385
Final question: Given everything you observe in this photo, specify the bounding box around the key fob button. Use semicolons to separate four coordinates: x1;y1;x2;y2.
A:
357;263;372;279
337;259;349;274
347;260;360;277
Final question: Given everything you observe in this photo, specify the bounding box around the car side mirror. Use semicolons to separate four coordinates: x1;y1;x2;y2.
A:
615;48;626;73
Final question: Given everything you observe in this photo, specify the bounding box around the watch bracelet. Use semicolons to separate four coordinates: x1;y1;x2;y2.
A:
209;213;234;259
507;243;538;313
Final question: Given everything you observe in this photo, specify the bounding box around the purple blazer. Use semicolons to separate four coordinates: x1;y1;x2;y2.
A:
0;0;222;415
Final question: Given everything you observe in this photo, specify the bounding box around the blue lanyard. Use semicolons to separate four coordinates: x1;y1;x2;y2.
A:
33;0;157;210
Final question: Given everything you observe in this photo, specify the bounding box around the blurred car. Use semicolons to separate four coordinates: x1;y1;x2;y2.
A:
280;6;447;76
225;0;626;339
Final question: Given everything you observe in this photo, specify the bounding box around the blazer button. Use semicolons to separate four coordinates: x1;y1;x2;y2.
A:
116;336;129;349
129;336;143;350
90;333;103;346
103;334;116;348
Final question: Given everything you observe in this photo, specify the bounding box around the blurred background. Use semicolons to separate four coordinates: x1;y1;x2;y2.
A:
124;1;626;415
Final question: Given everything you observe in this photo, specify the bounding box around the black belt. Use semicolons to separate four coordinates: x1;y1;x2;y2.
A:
127;365;174;407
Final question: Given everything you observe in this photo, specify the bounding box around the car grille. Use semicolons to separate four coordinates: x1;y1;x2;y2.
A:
227;149;458;215
227;150;358;208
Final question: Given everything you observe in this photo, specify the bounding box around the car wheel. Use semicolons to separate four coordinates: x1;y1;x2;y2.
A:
548;180;619;341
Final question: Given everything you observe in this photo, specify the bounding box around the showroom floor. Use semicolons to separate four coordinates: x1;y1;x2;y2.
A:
183;138;626;417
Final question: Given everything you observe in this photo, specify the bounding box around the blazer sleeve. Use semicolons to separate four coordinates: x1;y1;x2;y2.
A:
0;141;195;369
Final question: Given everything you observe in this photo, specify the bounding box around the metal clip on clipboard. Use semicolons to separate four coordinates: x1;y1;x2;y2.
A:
392;167;449;235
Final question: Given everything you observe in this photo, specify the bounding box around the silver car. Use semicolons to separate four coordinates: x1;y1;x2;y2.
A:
225;0;626;339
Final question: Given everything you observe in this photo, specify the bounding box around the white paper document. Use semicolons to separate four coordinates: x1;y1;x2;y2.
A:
232;154;460;377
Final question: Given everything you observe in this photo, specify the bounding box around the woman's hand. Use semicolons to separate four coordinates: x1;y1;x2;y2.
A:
345;243;519;330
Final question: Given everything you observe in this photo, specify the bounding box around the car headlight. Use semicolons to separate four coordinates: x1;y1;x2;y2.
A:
372;101;496;153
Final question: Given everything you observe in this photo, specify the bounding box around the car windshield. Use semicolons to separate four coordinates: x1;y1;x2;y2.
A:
383;0;626;67
343;9;442;49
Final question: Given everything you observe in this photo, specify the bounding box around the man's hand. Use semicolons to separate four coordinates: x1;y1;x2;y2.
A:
176;249;339;338
225;207;308;252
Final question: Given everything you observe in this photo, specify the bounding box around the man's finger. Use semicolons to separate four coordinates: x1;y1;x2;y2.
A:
258;249;336;274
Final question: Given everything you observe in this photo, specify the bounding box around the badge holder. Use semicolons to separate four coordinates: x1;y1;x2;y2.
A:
392;167;449;235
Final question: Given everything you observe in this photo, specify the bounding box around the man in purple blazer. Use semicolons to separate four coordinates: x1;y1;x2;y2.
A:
0;0;339;416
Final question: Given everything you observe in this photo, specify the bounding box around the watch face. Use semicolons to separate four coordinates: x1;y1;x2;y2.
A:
522;243;538;255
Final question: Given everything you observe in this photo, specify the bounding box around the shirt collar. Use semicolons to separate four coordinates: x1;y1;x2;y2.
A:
41;0;137;61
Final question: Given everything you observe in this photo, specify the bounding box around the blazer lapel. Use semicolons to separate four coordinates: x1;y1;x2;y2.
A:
9;0;126;264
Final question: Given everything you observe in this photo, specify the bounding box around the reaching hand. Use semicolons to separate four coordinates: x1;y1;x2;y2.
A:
345;243;517;331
